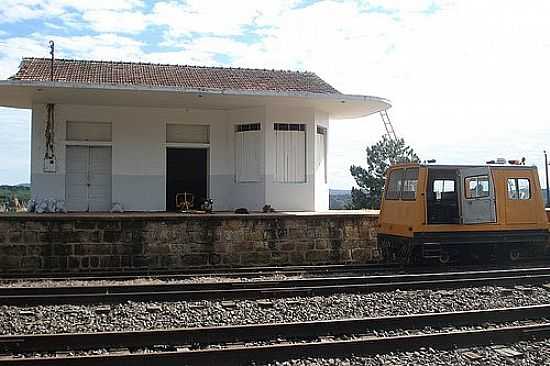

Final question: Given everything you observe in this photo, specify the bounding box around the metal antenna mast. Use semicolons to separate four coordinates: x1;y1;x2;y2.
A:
380;109;398;141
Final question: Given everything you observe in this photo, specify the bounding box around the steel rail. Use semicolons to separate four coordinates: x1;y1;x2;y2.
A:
1;304;549;353
0;263;399;281
1;267;550;305
1;261;546;282
1;307;550;365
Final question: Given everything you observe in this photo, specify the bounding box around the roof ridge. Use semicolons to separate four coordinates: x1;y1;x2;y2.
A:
20;57;319;75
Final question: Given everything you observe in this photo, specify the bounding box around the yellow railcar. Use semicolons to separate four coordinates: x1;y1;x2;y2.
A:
378;163;549;263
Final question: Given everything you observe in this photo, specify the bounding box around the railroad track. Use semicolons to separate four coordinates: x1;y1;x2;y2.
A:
2;266;550;305
1;304;550;365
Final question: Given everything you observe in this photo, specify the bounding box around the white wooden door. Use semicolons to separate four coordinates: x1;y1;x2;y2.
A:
88;146;112;212
65;146;111;212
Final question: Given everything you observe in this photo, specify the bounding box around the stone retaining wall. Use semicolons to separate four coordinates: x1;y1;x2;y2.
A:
0;212;380;273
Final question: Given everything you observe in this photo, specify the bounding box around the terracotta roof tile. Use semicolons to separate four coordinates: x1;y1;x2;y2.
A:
9;58;341;95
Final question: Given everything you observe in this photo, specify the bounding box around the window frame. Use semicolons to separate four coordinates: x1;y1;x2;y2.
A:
385;169;404;200
432;179;456;200
507;177;531;200
234;123;262;183
273;122;307;183
401;167;419;201
464;175;490;200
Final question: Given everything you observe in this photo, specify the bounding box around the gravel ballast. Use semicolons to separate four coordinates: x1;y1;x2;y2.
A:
258;339;550;366
1;285;550;335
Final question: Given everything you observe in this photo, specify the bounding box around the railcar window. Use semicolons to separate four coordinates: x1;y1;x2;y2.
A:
402;168;419;200
507;178;531;200
433;179;455;200
386;169;404;200
465;175;489;199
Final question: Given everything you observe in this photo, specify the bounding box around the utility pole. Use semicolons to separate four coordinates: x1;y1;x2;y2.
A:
545;150;550;207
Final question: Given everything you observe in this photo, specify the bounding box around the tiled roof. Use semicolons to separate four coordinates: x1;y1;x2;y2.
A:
9;58;341;95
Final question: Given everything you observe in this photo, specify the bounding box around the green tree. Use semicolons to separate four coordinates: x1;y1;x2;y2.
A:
349;136;420;209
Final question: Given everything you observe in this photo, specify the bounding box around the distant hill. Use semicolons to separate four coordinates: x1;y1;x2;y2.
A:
0;184;31;204
329;189;351;210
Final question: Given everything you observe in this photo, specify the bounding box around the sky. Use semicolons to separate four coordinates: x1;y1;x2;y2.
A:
0;0;549;189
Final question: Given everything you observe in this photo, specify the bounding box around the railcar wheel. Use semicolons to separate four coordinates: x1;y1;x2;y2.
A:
509;248;521;262
439;252;450;264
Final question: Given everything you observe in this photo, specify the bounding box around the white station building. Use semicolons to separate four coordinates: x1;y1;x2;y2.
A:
0;58;390;212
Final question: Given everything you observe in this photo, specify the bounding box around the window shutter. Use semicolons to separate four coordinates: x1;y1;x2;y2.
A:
235;124;262;182
274;123;306;183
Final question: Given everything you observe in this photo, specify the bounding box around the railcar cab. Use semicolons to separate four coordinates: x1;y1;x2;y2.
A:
378;163;548;264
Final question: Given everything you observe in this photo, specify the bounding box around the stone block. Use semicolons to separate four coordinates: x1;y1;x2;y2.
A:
121;220;144;231
132;255;148;268
97;221;122;231
145;243;172;255
0;244;26;256
81;256;90;268
8;231;22;243
26;244;47;256
314;239;330;250
100;255;121;268
103;230;122;243
221;254;241;266
289;252;306;265
75;243;111;256
75;221;96;230
89;256;100;268
24;222;43;231
0;255;20;269
68;256;80;269
181;254;209;266
21;256;41;269
23;231;39;243
305;250;330;263
241;252;271;266
53;244;74;256
43;256;61;270
278;242;296;252
111;244;133;255
63;231;81;243
294;241;315;252
120;255;131;268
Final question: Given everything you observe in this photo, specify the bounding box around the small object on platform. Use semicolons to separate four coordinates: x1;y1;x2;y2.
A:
262;204;276;213
27;199;36;213
111;202;124;213
35;199;49;213
201;198;214;213
55;200;67;213
176;192;194;211
46;198;56;213
234;207;249;214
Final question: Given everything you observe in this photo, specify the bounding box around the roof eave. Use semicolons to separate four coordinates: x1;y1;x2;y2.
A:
0;80;392;119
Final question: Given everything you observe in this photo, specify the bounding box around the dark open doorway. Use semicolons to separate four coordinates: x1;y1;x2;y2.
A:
166;148;208;211
427;168;460;224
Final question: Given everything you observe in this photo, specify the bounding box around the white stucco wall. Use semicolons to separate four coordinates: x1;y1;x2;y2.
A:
31;103;330;212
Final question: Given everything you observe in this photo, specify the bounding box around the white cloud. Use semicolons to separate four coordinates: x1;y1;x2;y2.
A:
0;0;147;33
1;0;550;188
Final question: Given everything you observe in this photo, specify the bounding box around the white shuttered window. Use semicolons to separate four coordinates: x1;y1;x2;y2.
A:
274;123;306;183
235;123;262;183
